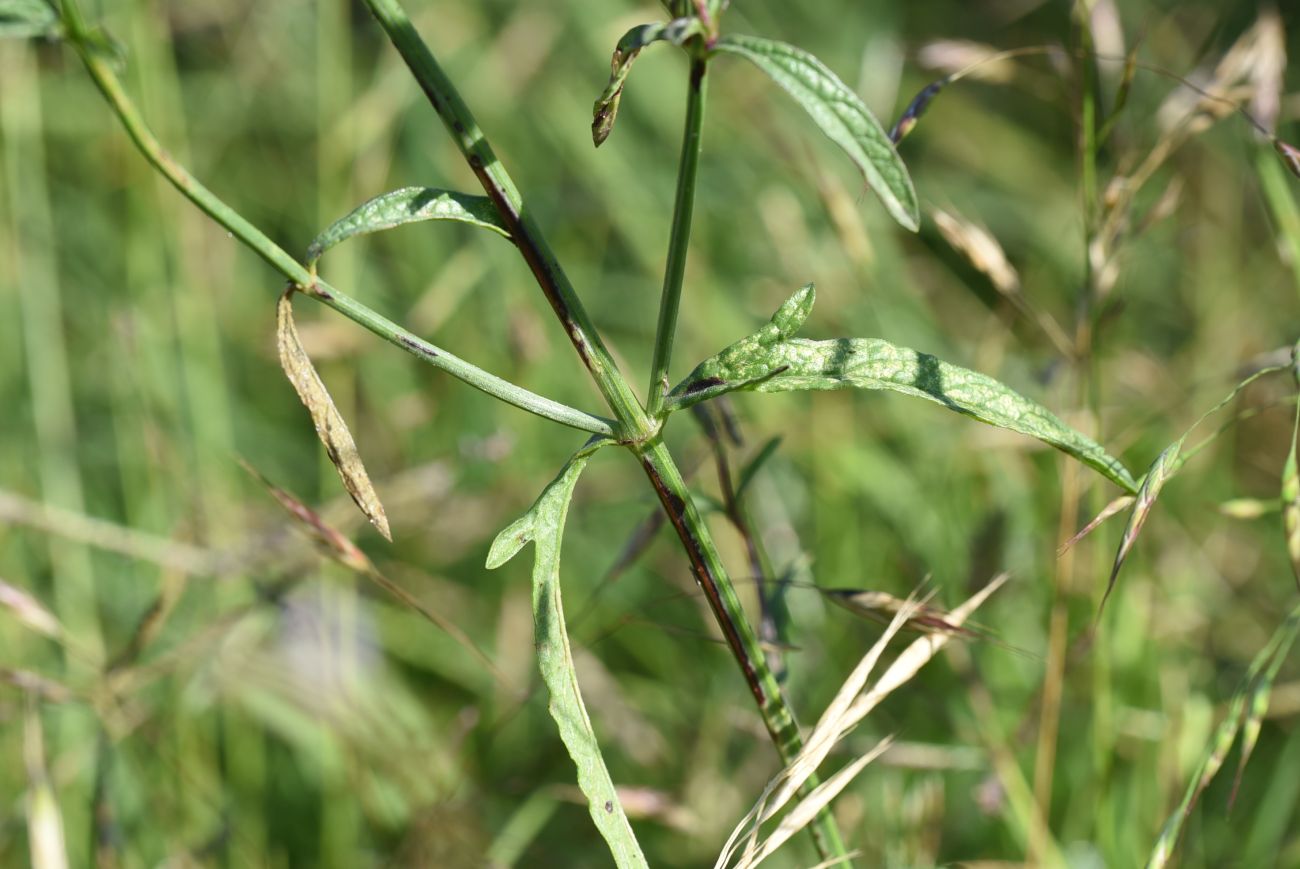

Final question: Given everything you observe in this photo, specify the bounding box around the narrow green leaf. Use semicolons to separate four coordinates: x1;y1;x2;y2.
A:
1104;440;1183;611
667;284;1137;492
1106;362;1288;610
593;19;703;146
1147;601;1300;868
485;438;647;869
714;34;920;231
0;0;59;39
1285;349;1300;589
306;187;509;267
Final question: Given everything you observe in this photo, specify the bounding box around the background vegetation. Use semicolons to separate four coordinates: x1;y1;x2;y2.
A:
3;0;1300;865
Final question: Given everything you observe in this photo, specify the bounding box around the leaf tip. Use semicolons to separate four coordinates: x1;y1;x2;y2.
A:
486;517;533;569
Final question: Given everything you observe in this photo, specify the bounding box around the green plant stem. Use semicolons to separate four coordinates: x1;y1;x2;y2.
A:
634;437;848;860
358;0;849;860
58;2;613;438
647;55;708;417
359;0;653;440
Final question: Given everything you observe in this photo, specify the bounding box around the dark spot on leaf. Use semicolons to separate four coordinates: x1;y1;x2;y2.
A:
397;335;434;358
604;800;614;813
685;376;725;395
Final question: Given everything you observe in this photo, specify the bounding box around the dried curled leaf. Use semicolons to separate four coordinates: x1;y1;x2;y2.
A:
486;438;646;868
592;19;703;147
667;285;1137;493
714;35;919;231
276;289;390;541
306;187;508;267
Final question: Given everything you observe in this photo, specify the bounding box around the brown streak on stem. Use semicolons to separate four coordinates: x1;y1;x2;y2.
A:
638;455;765;708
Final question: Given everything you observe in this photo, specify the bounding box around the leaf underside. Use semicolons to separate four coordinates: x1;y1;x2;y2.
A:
306;186;509;267
714;34;919;232
486;438;648;869
668;285;1137;493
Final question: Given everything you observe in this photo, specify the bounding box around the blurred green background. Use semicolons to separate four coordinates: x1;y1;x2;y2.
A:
3;0;1300;865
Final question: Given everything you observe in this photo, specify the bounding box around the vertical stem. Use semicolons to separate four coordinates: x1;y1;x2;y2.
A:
359;0;652;439
647;55;708;416
359;1;848;859
636;437;849;860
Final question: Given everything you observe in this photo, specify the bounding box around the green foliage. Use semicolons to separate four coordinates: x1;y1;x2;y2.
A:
1147;600;1300;868
306;187;509;268
0;0;58;39
485;438;648;868
4;0;1300;866
592;19;705;146
668;285;1137;492
713;34;919;231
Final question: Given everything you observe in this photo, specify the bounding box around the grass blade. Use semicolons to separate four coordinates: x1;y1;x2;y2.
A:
1284;385;1300;589
486;438;647;868
305;186;509;268
276;288;391;541
668;285;1137;492
24;695;68;869
714;35;919;231
1146;600;1300;868
0;578;63;640
1106;363;1287;610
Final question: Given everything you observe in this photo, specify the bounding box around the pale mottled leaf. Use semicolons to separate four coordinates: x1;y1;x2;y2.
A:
593;18;703;146
276;290;390;541
714;35;919;231
306;187;508;267
667;285;1137;492
486;438;647;869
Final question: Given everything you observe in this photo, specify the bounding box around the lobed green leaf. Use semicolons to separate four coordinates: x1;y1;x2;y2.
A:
0;0;59;38
667;285;1137;492
485;438;648;869
306;186;509;267
714;34;919;231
